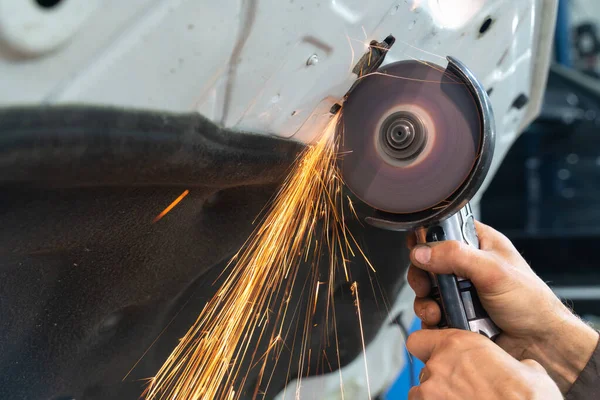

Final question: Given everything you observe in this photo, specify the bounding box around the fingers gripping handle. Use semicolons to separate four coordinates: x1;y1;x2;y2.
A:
417;204;500;340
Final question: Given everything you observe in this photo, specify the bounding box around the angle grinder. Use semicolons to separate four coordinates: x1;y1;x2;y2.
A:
339;57;500;339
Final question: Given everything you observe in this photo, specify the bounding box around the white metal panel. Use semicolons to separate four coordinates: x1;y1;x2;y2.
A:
0;1;555;146
0;0;99;56
275;280;418;400
0;0;156;102
0;0;558;204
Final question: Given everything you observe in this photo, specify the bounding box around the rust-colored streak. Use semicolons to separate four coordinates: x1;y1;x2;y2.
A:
153;190;190;223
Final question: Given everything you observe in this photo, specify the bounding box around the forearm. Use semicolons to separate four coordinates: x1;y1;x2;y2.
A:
526;312;599;394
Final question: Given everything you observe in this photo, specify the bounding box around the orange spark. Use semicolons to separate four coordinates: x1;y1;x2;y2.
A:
357;70;463;84
352;281;372;400
396;38;446;60
140;48;449;400
144;112;374;400
345;34;357;74
153;190;190;223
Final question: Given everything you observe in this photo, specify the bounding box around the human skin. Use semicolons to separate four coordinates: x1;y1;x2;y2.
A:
406;328;562;400
406;221;598;394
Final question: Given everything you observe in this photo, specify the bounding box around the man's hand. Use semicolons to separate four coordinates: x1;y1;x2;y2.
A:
407;221;599;393
406;329;562;400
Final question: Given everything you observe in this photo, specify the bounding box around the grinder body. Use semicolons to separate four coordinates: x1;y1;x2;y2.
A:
339;56;500;339
416;205;499;338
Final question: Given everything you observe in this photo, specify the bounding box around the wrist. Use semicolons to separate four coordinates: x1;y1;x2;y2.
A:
527;311;598;394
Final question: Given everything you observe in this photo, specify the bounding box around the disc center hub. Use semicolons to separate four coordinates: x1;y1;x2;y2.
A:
379;111;427;162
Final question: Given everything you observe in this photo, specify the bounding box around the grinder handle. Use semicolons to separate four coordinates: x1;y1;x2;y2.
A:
417;204;500;340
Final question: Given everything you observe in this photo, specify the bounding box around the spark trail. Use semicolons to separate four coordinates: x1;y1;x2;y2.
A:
145;112;374;400
153;190;190;223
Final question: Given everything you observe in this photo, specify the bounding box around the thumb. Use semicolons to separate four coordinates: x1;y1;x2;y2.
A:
406;329;445;363
410;241;505;292
406;329;474;363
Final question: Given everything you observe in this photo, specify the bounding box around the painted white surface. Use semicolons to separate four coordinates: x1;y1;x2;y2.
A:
275;278;417;400
0;0;557;204
0;0;99;56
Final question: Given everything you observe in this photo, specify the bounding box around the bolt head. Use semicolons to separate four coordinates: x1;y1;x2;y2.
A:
306;54;319;66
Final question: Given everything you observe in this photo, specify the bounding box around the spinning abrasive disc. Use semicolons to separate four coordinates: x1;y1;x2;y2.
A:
340;60;482;214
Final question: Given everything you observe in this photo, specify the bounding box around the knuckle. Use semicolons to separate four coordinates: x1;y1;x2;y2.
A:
406;336;414;352
431;240;465;264
445;335;463;350
413;299;420;313
407;386;421;400
441;330;487;354
407;264;417;279
522;358;545;373
413;301;425;320
407;267;418;287
500;379;537;400
485;259;513;287
478;221;510;249
425;358;443;374
443;330;467;348
446;240;468;260
419;381;440;398
406;331;420;352
407;266;428;295
425;303;441;323
495;230;515;250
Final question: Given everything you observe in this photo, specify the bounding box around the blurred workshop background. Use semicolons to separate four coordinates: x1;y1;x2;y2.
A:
386;0;600;398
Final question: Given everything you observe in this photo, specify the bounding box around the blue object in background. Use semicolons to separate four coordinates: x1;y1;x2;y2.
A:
555;0;572;68
384;318;424;399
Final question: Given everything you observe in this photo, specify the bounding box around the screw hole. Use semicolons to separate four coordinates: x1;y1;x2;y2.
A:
479;17;493;35
511;93;529;110
35;0;63;8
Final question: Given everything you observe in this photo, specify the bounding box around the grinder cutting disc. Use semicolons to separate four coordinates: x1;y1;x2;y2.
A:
340;60;482;214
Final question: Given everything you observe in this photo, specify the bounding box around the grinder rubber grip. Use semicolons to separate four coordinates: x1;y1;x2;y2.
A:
417;204;500;340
